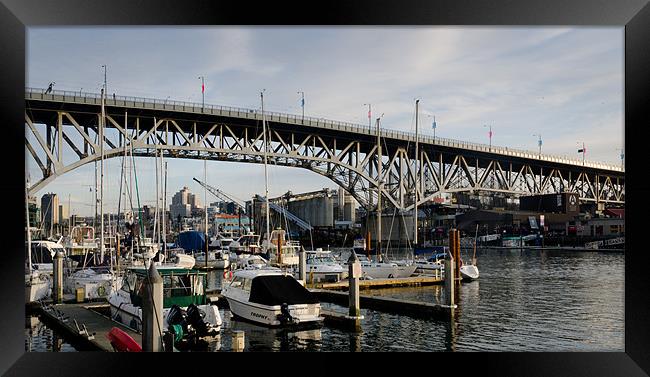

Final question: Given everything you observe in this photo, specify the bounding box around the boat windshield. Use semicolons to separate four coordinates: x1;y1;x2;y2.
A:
307;254;337;265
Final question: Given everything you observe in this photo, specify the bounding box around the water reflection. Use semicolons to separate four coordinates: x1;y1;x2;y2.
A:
26;249;623;352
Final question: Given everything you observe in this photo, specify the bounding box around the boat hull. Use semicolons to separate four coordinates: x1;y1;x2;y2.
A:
25;272;50;303
361;263;417;279
108;291;222;333
224;295;321;327
460;265;480;281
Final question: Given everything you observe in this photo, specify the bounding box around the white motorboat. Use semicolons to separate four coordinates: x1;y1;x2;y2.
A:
357;259;417;279
414;252;446;275
29;240;68;274
25;270;51;303
262;229;300;267
108;266;222;336
229;232;262;255
221;269;322;327
460;263;480;281
65;268;122;300
209;233;235;251
194;249;230;269
304;248;348;283
231;254;280;271
460;224;480;281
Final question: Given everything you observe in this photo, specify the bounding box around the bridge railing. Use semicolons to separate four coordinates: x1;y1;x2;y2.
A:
26;87;624;173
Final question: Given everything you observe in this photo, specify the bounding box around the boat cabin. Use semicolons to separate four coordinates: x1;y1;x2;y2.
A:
120;267;207;308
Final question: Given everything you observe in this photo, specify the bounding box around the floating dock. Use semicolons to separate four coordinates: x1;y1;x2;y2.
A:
312;275;444;290
36;302;141;352
311;289;454;321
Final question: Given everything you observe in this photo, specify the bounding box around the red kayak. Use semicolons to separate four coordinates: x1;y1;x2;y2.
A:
106;327;142;352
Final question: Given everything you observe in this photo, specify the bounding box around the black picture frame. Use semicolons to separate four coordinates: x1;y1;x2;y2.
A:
1;0;648;375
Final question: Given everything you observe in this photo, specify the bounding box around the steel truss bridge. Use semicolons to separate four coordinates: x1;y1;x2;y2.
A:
25;88;625;211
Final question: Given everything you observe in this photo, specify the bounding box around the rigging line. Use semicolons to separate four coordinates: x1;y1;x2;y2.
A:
385;207;398;258
131;139;144;249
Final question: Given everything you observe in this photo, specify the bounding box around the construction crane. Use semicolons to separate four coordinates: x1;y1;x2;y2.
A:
192;177;247;213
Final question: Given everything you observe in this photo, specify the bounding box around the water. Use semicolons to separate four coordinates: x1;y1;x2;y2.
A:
25;315;77;352
26;248;624;351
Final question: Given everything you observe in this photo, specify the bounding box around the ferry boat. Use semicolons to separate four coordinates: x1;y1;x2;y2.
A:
221;269;321;327
108;266;222;336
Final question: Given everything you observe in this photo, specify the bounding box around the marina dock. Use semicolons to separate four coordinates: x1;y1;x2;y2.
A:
35;303;141;352
311;289;455;321
312;275;444;290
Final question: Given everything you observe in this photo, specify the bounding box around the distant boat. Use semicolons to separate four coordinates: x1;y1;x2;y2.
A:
349;237;416;279
460;224;480;281
303;248;348;283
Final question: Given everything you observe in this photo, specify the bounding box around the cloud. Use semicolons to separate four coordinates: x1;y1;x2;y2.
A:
27;27;623;216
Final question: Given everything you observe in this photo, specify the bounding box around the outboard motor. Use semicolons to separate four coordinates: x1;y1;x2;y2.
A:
277;302;294;325
166;305;188;346
186;304;209;337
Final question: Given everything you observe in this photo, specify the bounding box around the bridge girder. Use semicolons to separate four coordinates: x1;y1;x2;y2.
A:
25;105;625;211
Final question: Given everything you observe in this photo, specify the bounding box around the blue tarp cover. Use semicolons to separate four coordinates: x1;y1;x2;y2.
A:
176;231;206;252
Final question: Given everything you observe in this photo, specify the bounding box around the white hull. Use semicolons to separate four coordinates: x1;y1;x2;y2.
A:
460;264;480;280
361;263;417;279
25;272;51;303
108;289;221;333
226;295;321;327
65;269;122;299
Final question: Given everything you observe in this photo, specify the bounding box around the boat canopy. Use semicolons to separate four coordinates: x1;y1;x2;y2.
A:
249;275;319;306
177;231;206;252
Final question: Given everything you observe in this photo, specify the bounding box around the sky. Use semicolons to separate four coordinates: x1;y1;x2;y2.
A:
26;27;624;217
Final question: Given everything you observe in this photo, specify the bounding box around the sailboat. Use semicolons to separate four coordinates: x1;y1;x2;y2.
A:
25;178;51;303
65;89;123;300
350;113;416;279
460;224;480;281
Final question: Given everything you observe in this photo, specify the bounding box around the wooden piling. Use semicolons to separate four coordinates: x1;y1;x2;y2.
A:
347;252;361;318
53;251;64;304
232;330;245;352
142;262;164;352
299;248;306;282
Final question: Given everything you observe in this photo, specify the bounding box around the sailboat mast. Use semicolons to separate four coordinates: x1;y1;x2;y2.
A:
160;159;167;257
414;99;419;246
26;178;32;272
376;116;382;261
100;88;105;263
261;91;270;244
154;142;159;246
204;158;208;268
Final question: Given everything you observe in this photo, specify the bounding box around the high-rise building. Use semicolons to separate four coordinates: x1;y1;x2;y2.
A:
170;187;203;219
41;193;59;227
59;203;69;225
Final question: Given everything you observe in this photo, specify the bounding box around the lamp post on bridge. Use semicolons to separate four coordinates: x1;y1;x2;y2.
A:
427;114;437;142
198;76;205;111
363;103;372;130
101;65;107;93
533;134;542;157
297;91;305;121
483;124;492;151
577;142;586;165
